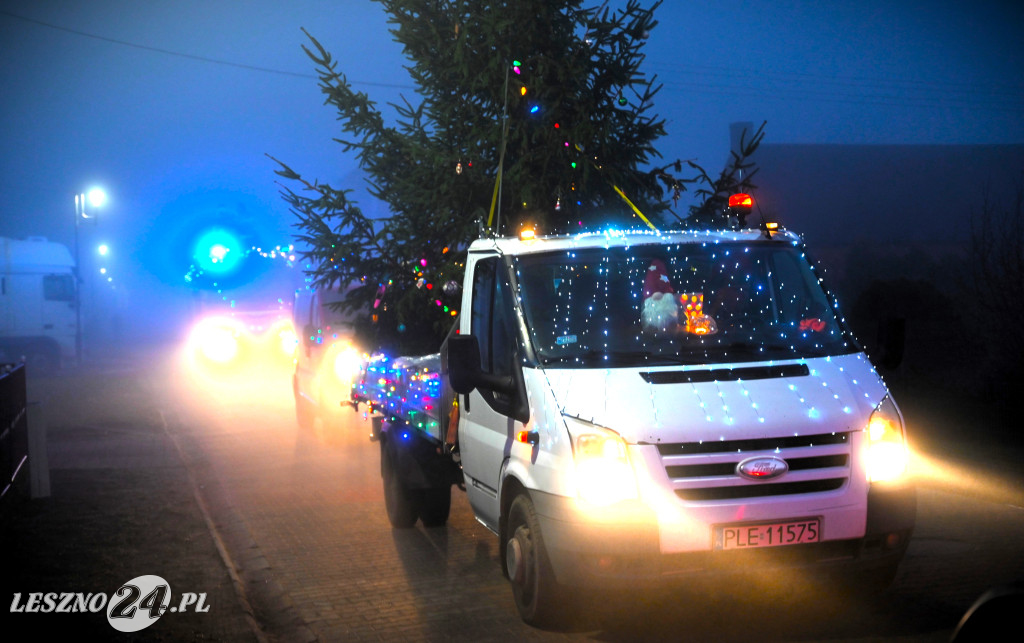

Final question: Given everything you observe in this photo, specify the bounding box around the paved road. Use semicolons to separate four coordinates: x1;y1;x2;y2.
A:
157;347;1024;642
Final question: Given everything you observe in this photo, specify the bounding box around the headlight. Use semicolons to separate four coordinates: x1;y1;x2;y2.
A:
865;395;908;483
565;417;638;506
278;327;298;355
191;319;241;363
333;344;363;381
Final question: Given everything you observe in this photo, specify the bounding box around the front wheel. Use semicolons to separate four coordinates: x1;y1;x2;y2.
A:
505;494;568;627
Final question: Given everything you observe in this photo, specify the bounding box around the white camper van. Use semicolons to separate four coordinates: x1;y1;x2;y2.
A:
0;237;77;373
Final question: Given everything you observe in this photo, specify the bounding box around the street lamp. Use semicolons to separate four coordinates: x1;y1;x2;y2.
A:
74;187;106;363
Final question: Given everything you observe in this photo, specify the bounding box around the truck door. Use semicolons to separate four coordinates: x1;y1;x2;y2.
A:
459;254;521;530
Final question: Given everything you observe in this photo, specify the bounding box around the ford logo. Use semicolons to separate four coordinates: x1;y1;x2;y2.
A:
736;456;789;480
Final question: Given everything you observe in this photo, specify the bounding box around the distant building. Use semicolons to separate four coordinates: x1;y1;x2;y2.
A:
736;128;1024;288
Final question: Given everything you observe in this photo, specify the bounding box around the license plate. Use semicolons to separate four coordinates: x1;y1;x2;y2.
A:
714;518;820;550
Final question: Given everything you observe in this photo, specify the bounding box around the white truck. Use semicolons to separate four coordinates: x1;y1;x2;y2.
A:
0;237;77;373
357;217;916;626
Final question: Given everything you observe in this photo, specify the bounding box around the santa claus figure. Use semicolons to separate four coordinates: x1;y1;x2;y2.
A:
641;259;679;334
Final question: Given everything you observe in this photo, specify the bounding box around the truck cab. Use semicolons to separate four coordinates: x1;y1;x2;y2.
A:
445;225;915;625
0;237;77;373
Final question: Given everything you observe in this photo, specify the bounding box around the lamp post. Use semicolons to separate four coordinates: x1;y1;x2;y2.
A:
74;187;106;363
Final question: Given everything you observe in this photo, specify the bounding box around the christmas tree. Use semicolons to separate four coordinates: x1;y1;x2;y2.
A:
274;0;756;353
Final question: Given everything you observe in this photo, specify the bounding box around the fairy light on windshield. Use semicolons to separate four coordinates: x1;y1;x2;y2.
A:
514;238;856;370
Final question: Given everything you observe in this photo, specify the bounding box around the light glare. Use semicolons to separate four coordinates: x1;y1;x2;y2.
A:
87;187;107;209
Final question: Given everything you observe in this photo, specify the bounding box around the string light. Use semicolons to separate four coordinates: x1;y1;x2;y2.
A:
506;231;857;425
183;242;296;284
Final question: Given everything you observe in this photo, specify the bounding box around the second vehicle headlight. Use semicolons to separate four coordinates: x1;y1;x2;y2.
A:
333;344;363;381
192;318;240;363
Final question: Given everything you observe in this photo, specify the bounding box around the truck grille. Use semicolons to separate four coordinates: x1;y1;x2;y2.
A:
656;432;852;502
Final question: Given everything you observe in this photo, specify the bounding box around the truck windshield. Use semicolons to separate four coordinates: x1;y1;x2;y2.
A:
513;242;859;367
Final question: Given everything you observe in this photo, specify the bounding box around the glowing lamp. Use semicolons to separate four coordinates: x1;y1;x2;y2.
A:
865;397;909;483
191;318;241;363
333;344;362;381
87;187;107;209
567;420;638;506
519;227;536;241
193;227;244;275
278;327;298;354
516;430;539;445
728;193;754;209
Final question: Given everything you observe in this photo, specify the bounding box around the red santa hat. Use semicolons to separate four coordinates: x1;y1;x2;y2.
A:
643;259;674;299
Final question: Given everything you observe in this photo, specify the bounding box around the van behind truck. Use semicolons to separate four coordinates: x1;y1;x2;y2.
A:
0;237;77;373
292;284;363;430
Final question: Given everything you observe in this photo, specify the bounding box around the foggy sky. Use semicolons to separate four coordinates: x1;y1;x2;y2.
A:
1;0;1022;337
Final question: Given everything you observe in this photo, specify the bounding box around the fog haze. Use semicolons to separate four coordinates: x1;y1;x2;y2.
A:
1;0;1021;342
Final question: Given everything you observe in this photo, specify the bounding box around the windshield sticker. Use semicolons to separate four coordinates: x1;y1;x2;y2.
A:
555;334;578;346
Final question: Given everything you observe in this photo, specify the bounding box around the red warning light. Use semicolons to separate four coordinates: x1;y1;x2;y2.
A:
728;193;754;209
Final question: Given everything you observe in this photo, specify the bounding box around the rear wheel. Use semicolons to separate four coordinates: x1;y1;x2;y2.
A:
382;446;418;528
418;487;451;528
505;494;567;627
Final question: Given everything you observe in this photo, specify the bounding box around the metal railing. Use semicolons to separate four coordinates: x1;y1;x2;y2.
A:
0;362;29;506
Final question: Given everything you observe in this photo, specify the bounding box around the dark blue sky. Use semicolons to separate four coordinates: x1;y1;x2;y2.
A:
1;0;1021;308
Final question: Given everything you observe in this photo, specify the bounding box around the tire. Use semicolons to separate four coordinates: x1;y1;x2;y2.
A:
382;446;418;528
418;486;451;528
505;494;567;627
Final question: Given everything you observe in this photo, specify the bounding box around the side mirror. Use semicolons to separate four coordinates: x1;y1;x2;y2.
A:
446;335;478;395
446;335;516;396
446;334;529;424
